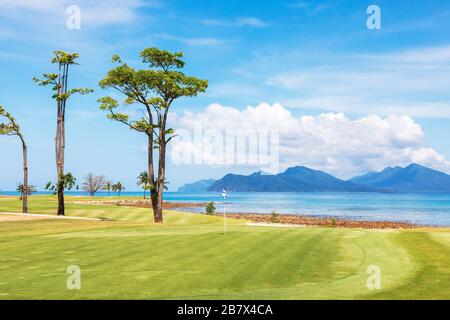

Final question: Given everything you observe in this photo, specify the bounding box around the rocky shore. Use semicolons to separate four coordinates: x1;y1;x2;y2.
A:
226;213;418;229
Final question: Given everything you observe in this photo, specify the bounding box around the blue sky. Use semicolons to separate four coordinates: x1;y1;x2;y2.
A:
1;0;450;191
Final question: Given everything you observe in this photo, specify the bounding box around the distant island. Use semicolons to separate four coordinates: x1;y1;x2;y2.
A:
177;179;216;193
178;163;450;193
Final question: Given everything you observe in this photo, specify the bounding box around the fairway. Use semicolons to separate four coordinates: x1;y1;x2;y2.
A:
0;196;449;299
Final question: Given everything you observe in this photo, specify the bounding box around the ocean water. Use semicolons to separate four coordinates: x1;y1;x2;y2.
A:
2;191;450;226
162;192;450;226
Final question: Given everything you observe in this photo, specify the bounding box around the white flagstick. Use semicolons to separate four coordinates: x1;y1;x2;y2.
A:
221;189;228;235
224;200;227;235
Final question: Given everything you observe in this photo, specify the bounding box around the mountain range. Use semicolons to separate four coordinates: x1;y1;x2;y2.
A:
350;163;450;193
177;164;450;193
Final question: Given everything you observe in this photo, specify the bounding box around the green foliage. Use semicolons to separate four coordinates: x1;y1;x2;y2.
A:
137;171;151;198
45;173;77;195
112;182;125;196
205;201;216;215
271;211;280;223
51;50;80;65
137;171;150;187
99;47;208;222
140;48;185;70
103;181;112;194
98;47;208;143
0;105;20;137
98;96;151;133
33;50;93;101
111;54;122;63
32;73;58;88
16;184;37;196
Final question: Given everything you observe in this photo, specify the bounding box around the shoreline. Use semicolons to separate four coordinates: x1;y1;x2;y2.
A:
68;199;423;229
225;213;419;229
3;197;436;229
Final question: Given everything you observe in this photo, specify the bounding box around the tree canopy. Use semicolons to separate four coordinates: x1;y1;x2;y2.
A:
0;106;21;137
98;48;208;143
98;47;208;222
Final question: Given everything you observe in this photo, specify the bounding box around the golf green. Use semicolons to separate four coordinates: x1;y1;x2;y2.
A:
0;196;449;299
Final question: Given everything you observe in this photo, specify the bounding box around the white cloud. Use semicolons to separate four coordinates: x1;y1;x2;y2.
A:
289;1;333;15
0;0;152;27
158;34;228;47
236;17;267;28
171;103;450;178
0;0;58;11
200;17;267;28
265;45;450;118
361;45;450;64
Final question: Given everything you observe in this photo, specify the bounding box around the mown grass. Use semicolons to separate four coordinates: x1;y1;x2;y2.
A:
0;196;449;299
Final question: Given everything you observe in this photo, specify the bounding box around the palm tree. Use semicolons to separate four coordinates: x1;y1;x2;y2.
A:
16;185;24;200
103;181;112;196
137;171;149;199
112;182;124;196
16;184;36;200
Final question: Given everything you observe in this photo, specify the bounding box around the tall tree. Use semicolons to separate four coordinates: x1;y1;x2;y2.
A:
33;50;92;215
99;48;207;223
137;171;150;199
0;106;29;213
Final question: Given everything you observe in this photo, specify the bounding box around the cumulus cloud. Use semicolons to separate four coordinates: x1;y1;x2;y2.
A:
170;103;450;178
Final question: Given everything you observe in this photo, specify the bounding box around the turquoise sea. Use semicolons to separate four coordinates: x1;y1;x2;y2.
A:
2;191;450;226
165;192;450;227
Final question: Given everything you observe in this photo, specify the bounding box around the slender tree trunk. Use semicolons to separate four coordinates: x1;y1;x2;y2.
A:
150;189;159;221
21;137;28;213
57;116;65;217
57;185;64;215
55;64;67;216
151;107;169;224
147;132;160;222
154;137;166;223
56;115;65;215
55;112;65;215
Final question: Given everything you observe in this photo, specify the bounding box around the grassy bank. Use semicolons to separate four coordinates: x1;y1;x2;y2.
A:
0;196;449;299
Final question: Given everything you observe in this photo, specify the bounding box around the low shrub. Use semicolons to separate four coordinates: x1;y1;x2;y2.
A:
205;201;216;215
271;211;280;223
